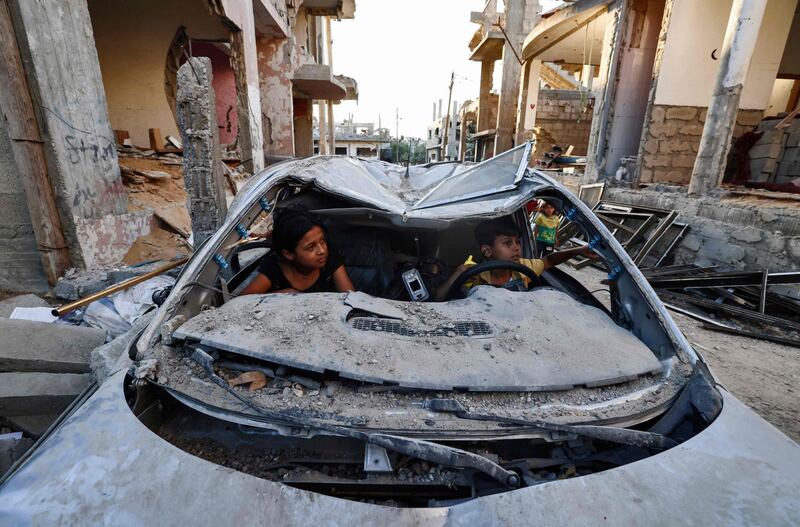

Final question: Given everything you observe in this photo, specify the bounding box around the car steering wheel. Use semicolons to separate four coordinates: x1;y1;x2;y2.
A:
444;260;543;300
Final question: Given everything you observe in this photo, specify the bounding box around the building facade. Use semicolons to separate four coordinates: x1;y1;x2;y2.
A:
0;0;358;291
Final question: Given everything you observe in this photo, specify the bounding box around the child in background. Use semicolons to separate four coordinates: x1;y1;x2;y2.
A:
533;198;559;257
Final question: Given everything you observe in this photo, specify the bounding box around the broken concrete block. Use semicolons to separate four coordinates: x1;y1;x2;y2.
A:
0;294;49;318
4;414;58;438
90;311;155;384
0;372;91;416
53;270;110;301
0;319;105;374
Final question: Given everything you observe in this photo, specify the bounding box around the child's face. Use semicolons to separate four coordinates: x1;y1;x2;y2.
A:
542;203;556;216
483;234;521;262
283;225;329;270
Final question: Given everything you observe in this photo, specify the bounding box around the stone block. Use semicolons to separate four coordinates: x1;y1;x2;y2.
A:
0;295;49;318
665;106;697;121
0;372;91;416
681;233;702;251
678;124;704;136
643;154;673;168
698;108;707;123
0;319;105;374
736;110;764;127
749;141;783;160
639;168;654;182
644;139;659;155
652;169;688;183
650;105;665;123
53;270;110;301
699;237;746;265
787;237;800;260
659;139;692;154
672;155;697;168
648;122;680;137
730;227;763;243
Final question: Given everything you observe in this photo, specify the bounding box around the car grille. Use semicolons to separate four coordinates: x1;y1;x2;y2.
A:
350;317;494;338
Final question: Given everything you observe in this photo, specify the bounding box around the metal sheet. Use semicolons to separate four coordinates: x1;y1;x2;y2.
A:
173;288;662;392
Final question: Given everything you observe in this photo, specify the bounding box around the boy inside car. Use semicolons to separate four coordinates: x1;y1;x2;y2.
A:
437;216;598;298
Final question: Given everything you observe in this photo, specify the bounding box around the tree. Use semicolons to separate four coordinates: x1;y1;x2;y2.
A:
383;138;427;165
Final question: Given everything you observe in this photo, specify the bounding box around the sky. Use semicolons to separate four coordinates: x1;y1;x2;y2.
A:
329;0;560;139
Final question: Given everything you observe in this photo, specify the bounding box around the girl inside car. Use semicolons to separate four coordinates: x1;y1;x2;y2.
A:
242;206;355;295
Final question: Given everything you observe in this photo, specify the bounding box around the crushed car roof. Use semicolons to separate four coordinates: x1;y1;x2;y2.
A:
230;143;543;220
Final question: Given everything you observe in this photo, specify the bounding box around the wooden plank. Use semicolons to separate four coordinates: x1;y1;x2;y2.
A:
114;130;130;145
148;128;164;151
0;0;71;284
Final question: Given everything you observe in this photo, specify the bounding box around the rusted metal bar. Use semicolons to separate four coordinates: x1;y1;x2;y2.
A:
52;257;189;317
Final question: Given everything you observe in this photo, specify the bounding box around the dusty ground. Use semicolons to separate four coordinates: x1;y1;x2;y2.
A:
564;265;800;442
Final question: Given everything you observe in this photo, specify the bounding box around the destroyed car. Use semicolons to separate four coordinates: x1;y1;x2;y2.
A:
2;143;799;525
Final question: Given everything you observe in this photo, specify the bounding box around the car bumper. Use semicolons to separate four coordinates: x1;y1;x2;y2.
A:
1;370;798;526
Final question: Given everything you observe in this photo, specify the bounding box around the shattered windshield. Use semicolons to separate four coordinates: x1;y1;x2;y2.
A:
412;142;532;209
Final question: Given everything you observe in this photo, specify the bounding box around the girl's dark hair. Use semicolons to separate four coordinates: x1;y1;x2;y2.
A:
271;205;326;254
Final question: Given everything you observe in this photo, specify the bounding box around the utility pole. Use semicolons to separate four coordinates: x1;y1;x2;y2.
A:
441;71;455;161
395;107;400;163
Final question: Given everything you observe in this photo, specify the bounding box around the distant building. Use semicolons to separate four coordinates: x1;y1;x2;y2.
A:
314;118;390;158
425;99;461;162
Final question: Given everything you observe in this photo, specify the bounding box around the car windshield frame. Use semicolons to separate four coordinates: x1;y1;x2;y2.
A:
411;142;533;210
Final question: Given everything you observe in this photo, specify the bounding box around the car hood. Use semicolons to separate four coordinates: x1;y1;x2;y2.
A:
172;287;663;392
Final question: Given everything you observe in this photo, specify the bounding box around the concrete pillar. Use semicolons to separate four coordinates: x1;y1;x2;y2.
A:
581;64;594;91
0;0;70;286
229;9;265;173
494;0;525;155
7;0;142;270
459;112;468;161
256;37;295;160
688;0;768;195
318;100;328;154
583;0;628;184
477;60;495;131
176;58;227;247
325;17;336;154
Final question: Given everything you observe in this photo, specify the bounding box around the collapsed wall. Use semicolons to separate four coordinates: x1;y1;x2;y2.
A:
533;89;594;160
604;186;800;272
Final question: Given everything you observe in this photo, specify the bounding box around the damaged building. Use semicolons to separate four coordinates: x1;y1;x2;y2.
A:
505;0;800;272
0;0;358;292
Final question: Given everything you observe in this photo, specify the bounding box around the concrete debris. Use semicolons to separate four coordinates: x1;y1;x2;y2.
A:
0;372;91;416
90;311;156;384
0;295;50;318
0;318;105;374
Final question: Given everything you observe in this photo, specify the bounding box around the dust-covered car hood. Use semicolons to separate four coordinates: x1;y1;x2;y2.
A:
173;288;662;392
